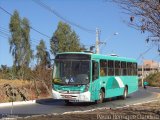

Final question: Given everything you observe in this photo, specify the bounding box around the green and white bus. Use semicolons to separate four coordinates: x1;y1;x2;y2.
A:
52;52;138;104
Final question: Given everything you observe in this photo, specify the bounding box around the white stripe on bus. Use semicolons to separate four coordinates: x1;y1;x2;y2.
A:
115;77;125;88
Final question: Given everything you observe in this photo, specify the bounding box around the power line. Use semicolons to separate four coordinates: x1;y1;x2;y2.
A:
0;29;50;51
31;0;95;34
152;55;160;61
0;30;10;37
0;6;50;39
0;34;8;39
136;45;155;60
0;27;10;34
0;25;50;46
30;40;51;52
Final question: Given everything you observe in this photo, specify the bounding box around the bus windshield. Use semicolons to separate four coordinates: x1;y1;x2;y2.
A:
53;60;90;85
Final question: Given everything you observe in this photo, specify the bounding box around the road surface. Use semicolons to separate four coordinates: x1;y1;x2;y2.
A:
0;87;159;118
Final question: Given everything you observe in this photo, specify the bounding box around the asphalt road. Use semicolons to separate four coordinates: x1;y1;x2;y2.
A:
0;87;159;118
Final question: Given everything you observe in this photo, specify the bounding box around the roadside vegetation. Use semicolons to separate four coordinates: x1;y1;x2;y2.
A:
112;0;160;38
145;72;160;87
0;10;85;103
138;72;160;88
0;79;50;102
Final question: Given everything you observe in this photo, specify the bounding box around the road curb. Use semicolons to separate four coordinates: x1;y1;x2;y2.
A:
63;99;159;115
148;86;160;89
0;100;36;107
7;99;160;119
21;99;159;119
132;99;159;106
63;106;110;115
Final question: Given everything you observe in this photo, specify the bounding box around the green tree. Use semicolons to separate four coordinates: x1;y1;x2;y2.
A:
36;39;49;66
9;10;22;67
21;18;33;67
35;40;52;96
9;10;33;79
50;21;81;55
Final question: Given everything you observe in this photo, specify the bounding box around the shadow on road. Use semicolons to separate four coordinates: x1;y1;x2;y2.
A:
36;98;95;106
35;88;157;107
35;97;126;107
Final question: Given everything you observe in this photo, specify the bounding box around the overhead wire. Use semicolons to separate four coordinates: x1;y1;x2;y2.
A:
0;26;49;44
0;8;52;96
0;6;51;39
0;27;10;34
136;45;155;60
0;27;50;51
31;0;95;34
0;3;95;53
152;54;160;61
0;30;10;37
0;30;52;97
0;34;9;39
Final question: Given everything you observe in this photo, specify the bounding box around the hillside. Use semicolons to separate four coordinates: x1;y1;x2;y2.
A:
145;72;160;87
0;79;51;103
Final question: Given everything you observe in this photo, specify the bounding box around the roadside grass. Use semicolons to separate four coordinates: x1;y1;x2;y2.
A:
145;72;160;87
0;79;30;87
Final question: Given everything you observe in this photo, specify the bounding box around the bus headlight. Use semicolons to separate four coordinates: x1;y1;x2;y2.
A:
84;84;90;92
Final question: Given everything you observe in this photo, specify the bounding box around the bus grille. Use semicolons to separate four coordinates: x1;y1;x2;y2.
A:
58;90;80;94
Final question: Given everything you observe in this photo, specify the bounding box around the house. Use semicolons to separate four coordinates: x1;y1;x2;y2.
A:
138;60;160;78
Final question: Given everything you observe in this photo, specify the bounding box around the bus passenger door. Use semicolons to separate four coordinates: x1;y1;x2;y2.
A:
91;60;100;101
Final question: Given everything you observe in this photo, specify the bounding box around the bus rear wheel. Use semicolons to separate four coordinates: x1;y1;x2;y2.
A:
122;87;128;100
96;89;104;104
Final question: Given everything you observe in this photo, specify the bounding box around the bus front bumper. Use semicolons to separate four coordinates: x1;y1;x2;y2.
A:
52;90;91;102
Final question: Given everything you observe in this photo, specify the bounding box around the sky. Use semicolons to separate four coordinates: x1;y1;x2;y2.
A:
0;0;159;67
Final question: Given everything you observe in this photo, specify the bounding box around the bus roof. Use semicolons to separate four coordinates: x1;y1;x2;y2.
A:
56;52;137;63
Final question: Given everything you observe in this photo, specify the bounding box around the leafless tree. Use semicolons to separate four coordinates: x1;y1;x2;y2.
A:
112;0;160;37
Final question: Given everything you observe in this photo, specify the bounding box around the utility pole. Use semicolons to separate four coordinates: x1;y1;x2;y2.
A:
95;28;118;54
141;58;144;87
95;28;100;54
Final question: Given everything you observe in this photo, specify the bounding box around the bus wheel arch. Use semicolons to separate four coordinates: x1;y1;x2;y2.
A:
101;87;105;96
125;85;128;91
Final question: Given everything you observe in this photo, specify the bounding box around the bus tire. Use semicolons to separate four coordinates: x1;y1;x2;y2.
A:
96;89;104;104
122;87;128;100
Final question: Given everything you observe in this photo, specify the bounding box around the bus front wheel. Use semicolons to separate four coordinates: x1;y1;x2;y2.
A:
96;89;104;104
122;87;128;100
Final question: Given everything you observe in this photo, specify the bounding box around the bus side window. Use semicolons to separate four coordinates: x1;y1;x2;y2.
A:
133;63;137;75
108;60;114;76
100;60;107;76
121;62;127;76
92;61;99;81
127;62;132;75
115;61;120;76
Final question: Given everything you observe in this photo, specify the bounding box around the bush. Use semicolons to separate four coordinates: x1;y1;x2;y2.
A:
144;72;160;87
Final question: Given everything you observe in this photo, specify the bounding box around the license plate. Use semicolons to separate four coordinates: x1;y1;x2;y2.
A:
62;95;72;99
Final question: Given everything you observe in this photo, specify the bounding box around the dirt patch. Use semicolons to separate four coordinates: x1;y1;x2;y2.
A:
19;100;160;120
0;79;51;103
